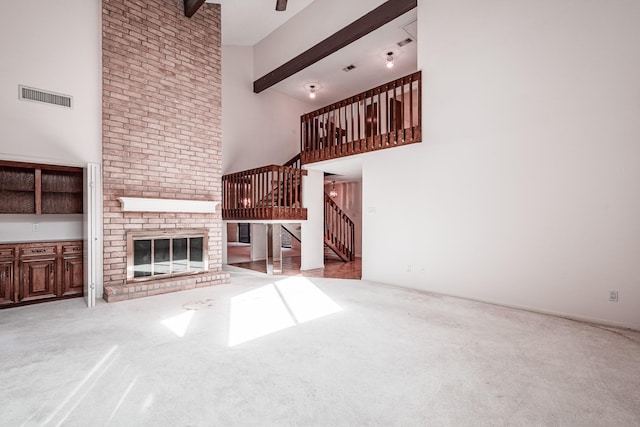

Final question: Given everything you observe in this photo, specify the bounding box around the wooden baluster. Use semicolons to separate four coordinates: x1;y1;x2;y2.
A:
377;88;382;149
401;77;405;144
287;167;291;209
366;92;371;152
338;207;341;249
248;173;252;214
313;114;318;153
352;98;356;147
390;80;395;145
294;170;298;215
339;102;343;156
260;169;265;218
285;168;289;210
233;175;238;217
386;85;391;141
356;97;361;152
409;76;414;142
418;72;422;142
274;168;277;212
301;117;306;155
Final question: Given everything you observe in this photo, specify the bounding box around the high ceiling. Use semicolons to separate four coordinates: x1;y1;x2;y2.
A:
211;0;418;106
211;0;418;181
210;0;316;46
271;9;417;105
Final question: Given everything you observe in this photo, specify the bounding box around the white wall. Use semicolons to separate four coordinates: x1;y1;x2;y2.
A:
222;45;313;174
0;0;102;165
301;169;325;270
0;0;102;236
0;0;103;296
0;215;83;243
253;0;386;79
362;0;640;330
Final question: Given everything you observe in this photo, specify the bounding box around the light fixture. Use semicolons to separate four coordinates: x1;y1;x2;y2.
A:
329;180;338;198
386;51;394;69
305;83;320;99
275;0;287;12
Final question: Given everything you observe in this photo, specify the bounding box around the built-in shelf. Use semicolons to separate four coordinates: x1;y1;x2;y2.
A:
0;161;83;215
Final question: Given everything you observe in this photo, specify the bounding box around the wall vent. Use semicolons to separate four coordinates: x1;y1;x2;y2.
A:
19;85;72;108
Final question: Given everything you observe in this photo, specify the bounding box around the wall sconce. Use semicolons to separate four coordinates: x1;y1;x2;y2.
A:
329;180;338;198
386;51;394;69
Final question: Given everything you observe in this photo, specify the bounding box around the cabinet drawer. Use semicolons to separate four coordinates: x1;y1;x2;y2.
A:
0;247;14;258
21;246;57;257
63;244;82;255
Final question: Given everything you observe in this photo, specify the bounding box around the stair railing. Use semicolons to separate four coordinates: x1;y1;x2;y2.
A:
283;153;301;169
301;71;422;164
324;193;355;261
222;165;307;220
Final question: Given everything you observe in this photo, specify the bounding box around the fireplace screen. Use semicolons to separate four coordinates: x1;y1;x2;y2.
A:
127;230;208;281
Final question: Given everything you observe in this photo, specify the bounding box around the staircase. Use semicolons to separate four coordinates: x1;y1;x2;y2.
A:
283;154;355;262
284;155;355;262
324;192;355;262
254;154;303;209
223;153;355;262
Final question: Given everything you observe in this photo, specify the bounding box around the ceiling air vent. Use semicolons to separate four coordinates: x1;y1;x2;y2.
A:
342;64;356;72
397;37;413;47
19;85;72;108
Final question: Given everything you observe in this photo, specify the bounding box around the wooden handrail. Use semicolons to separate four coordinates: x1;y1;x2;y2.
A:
301;71;422;164
222;165;308;220
324;193;355;261
283;153;301;169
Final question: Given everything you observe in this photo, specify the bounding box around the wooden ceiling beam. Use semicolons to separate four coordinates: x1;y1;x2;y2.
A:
253;0;417;93
184;0;206;18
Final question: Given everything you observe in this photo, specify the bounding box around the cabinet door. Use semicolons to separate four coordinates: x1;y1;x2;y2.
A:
0;260;14;305
62;257;84;297
20;258;56;302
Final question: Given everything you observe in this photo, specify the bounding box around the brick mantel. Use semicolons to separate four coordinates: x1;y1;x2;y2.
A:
102;0;229;301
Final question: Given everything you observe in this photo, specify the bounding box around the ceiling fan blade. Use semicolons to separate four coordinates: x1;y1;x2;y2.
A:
275;0;287;11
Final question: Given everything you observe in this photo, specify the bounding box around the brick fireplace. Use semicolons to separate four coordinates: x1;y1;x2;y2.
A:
102;0;229;302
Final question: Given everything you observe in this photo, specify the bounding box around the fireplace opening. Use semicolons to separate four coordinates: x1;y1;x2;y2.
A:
127;230;208;282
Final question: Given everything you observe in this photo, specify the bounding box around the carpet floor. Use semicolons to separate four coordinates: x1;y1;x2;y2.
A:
1;267;639;426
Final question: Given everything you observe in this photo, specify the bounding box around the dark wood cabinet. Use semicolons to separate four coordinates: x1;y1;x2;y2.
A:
0;247;15;305
62;244;83;297
20;257;57;302
0;240;83;308
0;161;83;215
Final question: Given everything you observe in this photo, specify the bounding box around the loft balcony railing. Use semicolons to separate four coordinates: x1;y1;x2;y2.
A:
300;71;422;164
222;165;307;221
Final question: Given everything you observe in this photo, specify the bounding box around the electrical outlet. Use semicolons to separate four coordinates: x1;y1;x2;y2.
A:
608;291;618;302
32;223;40;232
